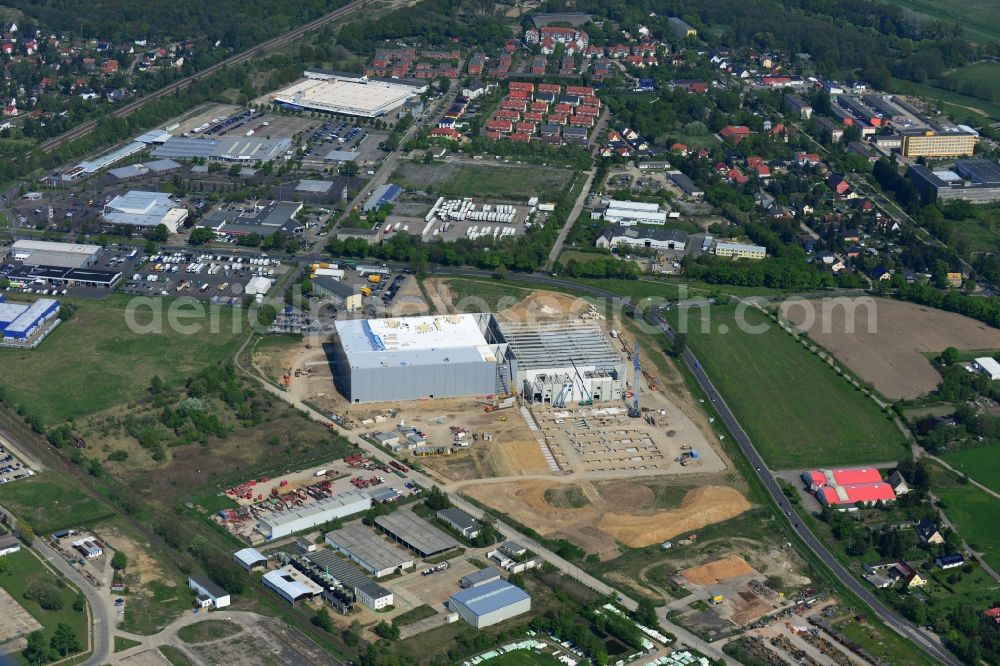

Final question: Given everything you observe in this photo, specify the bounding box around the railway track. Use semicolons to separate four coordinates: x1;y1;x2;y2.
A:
37;0;365;154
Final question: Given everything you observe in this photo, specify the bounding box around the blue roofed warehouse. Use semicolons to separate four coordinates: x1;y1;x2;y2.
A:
447;579;531;628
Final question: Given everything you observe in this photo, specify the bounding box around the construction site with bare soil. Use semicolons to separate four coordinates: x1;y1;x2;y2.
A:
252;285;753;562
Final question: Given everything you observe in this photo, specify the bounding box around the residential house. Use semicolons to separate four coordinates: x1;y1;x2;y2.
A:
935;553;965;570
887;470;910;496
915;518;944;545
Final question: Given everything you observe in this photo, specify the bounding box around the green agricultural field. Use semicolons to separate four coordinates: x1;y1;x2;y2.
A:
666;305;907;468
0;548;90;665
0;296;248;424
932;464;1000;571
0;477;115;533
390;161;573;200
884;0;1000;44
940;446;1000;494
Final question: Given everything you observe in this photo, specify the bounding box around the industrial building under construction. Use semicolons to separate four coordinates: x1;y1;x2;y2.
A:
331;314;625;404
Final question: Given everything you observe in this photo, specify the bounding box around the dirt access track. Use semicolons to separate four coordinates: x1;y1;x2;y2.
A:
463;479;750;557
781;297;1000;400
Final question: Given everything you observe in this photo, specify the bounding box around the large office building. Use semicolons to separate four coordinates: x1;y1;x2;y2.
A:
715;241;767;260
256;490;371;540
332;314;626;405
597;199;667;226
325;522;415;578
103;191;189;233
907;158;1000;204
152;135;292;164
0;296;60;345
272;71;424;118
899;129;977;158
596;224;688;251
8;240;102;269
448;579;531;629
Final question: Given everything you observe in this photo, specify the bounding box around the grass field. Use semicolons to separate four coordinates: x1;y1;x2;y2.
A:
0;295;248;424
666;305;908;468
890;77;1000;122
931;463;1000;571
176;620;242;644
883;0;1000;44
0;477;115;533
391;604;438;627
939;446;1000;494
439;277;533;312
488;651;566;666
115;636;141;652
159;645;194;666
0;548;90;665
391;161;573;200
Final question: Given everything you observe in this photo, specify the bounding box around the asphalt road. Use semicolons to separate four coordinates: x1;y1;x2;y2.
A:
34;537;114;666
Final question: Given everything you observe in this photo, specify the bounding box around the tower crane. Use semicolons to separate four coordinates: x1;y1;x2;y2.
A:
628;338;641;418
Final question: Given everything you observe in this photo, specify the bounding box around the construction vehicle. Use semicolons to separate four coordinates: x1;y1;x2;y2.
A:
360;286;372;297
569;359;593;406
553;378;573;409
628;339;641;418
368;274;382;283
484;396;515;412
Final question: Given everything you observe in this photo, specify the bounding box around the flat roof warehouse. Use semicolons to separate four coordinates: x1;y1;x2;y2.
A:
272;71;425;118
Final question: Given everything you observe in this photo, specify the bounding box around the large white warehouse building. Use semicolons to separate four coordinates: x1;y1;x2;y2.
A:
272;71;423;118
332;314;626;405
256;489;371;540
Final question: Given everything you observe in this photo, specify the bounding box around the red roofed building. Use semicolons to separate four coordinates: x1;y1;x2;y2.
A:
523;111;544;122
581;96;601;108
576;105;599;118
720;125;752;144
547;113;567;126
795;151;822;166
508;132;532;142
569;115;593;127
430;127;460;140
538;83;561;94
803;468;896;508
508;90;530;100
726;168;750;185
671;142;689;155
494;109;520;121
553;103;573;115
985;607;1000;624
516;121;536;133
500;99;527;112
828;174;851;195
566;85;595;96
746;156;764;168
754;164;771;179
509;82;534;93
486;119;513;133
531;101;549;113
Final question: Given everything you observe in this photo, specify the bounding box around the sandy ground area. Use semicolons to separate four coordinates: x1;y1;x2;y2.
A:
391;276;430;316
496;290;592;324
95;526;167;590
781;297;1000;399
680;554;754;586
464;479;750;556
598;486;750;547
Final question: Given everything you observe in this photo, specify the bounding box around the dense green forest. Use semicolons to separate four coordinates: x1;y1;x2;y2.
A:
562;0;991;83
3;0;350;49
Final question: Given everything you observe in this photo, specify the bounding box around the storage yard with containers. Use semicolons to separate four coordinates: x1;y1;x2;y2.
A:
213;454;419;544
382;196;536;243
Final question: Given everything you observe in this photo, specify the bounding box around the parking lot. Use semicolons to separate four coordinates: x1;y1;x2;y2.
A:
120;251;286;302
0;442;35;485
301;120;390;169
